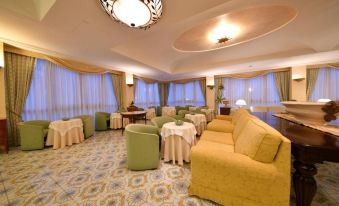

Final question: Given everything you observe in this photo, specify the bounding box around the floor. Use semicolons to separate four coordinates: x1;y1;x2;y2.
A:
0;129;338;206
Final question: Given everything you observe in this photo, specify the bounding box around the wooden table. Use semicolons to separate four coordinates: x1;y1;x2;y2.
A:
121;111;147;134
219;107;231;115
253;112;339;206
0;119;8;153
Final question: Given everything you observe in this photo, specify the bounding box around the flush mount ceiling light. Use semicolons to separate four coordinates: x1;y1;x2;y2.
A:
208;22;240;44
99;0;162;29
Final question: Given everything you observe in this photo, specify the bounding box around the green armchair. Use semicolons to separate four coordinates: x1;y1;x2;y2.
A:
172;115;194;123
175;106;189;114
125;124;160;170
178;110;191;118
95;112;110;131
151;116;176;131
18;120;50;151
72;115;94;138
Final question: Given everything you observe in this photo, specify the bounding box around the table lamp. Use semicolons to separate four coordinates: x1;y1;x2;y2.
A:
235;99;247;108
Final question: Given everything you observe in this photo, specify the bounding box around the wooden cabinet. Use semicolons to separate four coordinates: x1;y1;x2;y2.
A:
219;107;231;115
0;119;8;153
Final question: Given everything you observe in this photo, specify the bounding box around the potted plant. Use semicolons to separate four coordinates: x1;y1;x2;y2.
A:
215;84;225;105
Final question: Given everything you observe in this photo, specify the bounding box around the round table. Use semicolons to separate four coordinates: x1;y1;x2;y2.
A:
46;119;84;149
162;106;176;116
201;109;215;122
185;113;207;136
121;111;147;134
146;108;156;120
161;122;197;165
110;113;129;129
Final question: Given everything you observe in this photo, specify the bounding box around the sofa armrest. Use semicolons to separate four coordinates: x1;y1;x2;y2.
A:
216;115;232;121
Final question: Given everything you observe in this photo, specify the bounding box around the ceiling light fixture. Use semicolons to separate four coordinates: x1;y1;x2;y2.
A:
208;22;240;44
99;0;163;29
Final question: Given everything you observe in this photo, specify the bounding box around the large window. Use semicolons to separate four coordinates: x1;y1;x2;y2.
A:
134;79;160;108
23;59;118;121
309;68;339;101
167;80;205;106
222;73;280;107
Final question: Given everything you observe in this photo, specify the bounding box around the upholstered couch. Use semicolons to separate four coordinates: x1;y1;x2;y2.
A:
189;109;291;206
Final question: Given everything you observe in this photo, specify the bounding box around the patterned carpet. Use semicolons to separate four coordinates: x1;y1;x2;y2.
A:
0;129;338;206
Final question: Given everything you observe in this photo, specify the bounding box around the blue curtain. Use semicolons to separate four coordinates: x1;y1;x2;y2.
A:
309;68;339;101
222;73;281;107
23;59;118;121
134;79;160;108
167;80;205;106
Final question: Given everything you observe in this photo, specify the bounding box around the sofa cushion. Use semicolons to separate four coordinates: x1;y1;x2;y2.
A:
235;119;282;163
201;130;234;145
232;113;252;142
207;119;234;133
194;140;234;153
231;108;249;125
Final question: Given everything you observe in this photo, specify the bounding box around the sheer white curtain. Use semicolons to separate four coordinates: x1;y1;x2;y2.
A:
309;68;339;101
134;79;160;108
167;81;205;106
222;73;280;107
23;59;118;121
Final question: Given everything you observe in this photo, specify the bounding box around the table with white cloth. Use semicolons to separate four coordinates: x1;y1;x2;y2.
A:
46;119;84;149
161;122;197;166
201;108;215;122
146;108;156;120
110;113;129;129
185;113;207;136
162;106;176;116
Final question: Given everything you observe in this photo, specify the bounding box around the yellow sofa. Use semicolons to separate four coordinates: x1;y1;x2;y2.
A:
189;111;291;206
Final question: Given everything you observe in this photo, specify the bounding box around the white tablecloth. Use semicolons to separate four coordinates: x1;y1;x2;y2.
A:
201;109;215;122
146;108;156;120
110;113;129;129
185;114;207;135
46;119;84;149
161;122;197;165
162;107;176;116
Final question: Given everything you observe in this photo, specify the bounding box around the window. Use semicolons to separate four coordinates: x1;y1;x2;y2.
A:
167;80;205;106
222;73;280;107
309;68;339;101
23;59;118;121
134;79;160;108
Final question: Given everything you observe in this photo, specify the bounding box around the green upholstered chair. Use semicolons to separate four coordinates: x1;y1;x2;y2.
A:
125;124;160;170
172;115;194;124
178;110;191;118
175;106;189;114
151;116;176;130
72;115;94;138
18;120;50;151
95;112;110;131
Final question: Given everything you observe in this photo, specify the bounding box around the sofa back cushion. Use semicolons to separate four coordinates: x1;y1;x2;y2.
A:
231;108;249;125
232;113;251;142
234;118;282;163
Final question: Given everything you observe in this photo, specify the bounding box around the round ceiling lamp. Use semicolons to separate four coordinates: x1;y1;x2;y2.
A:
99;0;163;29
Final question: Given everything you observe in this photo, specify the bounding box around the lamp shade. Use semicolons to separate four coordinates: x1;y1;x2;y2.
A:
126;73;134;85
235;99;247;107
317;99;331;103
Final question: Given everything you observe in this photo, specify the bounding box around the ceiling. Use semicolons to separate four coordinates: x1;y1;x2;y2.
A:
0;0;339;80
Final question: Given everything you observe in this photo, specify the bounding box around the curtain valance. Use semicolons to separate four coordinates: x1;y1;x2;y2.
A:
215;68;291;79
4;44;122;75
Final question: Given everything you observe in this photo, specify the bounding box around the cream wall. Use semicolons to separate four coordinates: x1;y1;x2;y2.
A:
206;85;215;110
0;68;6;119
122;72;134;108
291;66;307;101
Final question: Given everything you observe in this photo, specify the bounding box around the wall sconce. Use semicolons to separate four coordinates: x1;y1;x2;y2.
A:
292;74;305;82
206;76;215;90
126;73;134;87
0;42;4;68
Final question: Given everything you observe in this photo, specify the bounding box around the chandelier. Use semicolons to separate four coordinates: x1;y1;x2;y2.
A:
99;0;163;29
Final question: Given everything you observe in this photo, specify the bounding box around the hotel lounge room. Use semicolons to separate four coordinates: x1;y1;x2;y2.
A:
0;0;339;206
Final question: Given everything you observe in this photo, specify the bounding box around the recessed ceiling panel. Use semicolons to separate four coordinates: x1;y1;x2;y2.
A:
173;5;298;52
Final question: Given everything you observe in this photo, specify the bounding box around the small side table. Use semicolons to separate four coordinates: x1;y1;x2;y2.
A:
0;119;8;153
220;107;231;115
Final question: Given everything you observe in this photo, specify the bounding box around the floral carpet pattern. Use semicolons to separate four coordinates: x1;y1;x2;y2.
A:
0;130;338;206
